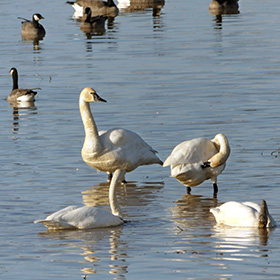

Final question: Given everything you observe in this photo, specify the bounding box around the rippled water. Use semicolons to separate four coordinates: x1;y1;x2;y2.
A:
1;0;280;279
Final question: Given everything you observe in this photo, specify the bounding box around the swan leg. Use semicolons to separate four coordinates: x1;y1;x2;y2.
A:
213;183;218;195
187;187;191;194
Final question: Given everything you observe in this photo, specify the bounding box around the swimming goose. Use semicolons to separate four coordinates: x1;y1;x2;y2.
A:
18;13;46;39
163;134;230;196
34;169;125;230
7;68;37;103
209;0;239;15
80;7;107;33
210;200;276;228
80;87;163;183
67;0;119;18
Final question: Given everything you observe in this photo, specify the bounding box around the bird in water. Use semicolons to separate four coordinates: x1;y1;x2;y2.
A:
7;68;38;103
80;7;107;34
163;133;230;196
79;87;163;183
34;169;125;230
18;13;46;40
209;0;239;15
210;200;276;228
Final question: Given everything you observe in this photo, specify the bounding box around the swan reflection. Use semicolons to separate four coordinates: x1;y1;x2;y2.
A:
38;226;127;277
170;193;218;229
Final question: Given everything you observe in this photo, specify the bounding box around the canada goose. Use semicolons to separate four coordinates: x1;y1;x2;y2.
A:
7;68;37;103
80;7;107;33
210;200;276;228
209;0;239;15
79;87;163;183
34;170;125;230
163;134;230;196
18;13;46;39
67;0;119;18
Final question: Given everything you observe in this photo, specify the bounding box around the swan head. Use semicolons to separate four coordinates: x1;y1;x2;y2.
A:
207;133;230;168
80;87;107;103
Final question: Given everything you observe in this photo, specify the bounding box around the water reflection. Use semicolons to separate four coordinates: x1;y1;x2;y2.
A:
38;226;127;278
170;193;218;229
9;102;37;134
82;180;164;211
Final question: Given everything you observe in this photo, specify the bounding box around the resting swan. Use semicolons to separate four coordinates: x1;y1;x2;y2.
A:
7;68;37;103
80;87;163;182
210;200;276;228
163;133;230;195
34;169;125;230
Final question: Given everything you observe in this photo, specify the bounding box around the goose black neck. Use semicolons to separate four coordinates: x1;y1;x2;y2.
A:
32;17;40;28
85;10;92;23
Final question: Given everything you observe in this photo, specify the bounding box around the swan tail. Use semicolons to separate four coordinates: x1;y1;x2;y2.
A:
34;219;75;230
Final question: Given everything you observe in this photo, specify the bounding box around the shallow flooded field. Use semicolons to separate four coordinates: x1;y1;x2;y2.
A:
1;0;280;279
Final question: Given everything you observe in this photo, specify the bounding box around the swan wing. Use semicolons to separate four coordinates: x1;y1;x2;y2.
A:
164;138;218;167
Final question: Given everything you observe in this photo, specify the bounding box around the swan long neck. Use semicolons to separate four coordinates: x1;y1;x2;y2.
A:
12;70;19;90
79;97;102;153
109;169;125;218
209;133;230;167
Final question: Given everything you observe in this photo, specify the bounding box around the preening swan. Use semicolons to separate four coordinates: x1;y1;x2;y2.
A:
80;87;163;182
34;170;125;230
163;133;230;195
7;68;38;103
210;200;276;228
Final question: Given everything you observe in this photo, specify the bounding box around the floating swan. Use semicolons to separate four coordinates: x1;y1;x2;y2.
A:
7;68;38;103
80;7;107;33
80;87;163;182
163;133;230;195
210;200;276;228
209;0;239;15
67;0;119;18
34;169;125;230
18;13;46;40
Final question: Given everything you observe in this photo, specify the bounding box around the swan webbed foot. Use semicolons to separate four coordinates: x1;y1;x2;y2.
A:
187;186;191;194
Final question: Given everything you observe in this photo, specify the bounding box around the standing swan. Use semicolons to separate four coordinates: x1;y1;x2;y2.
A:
210;200;276;228
34;169;125;229
163;134;230;196
7;68;37;103
80;87;163;182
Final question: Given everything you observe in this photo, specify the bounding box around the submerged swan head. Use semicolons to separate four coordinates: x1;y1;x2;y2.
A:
80;87;107;103
208;133;230;168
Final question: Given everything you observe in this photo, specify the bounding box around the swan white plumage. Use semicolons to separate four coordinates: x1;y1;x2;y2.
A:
80;87;163;182
210;200;276;228
163;133;230;195
34;169;125;230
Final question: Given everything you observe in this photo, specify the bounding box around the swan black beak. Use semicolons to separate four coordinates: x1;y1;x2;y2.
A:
95;93;107;102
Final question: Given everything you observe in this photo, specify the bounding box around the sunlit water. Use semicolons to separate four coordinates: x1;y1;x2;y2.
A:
1;0;280;279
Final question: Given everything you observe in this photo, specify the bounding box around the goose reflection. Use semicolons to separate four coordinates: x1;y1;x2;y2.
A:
37;226;128;277
118;0;165;17
170;193;218;229
10;102;37;134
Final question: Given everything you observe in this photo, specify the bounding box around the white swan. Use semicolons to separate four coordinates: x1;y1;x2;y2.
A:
163;133;230;195
210;200;276;228
80;87;163;182
34;169;125;230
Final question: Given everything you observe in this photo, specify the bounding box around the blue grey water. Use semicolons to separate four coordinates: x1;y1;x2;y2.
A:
1;0;280;279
